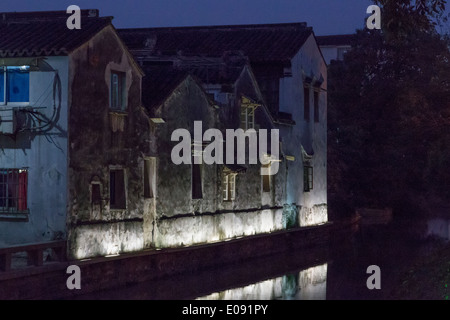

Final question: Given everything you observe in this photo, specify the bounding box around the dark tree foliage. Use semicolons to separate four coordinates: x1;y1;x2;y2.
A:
328;0;450;218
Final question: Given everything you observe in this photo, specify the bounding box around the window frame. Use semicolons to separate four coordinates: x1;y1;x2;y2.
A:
0;66;31;106
0;168;28;214
91;182;102;205
223;173;236;201
110;70;127;111
303;165;314;192
262;164;271;193
240;105;256;130
109;168;127;210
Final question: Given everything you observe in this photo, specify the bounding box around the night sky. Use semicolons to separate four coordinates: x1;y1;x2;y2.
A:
2;0;374;35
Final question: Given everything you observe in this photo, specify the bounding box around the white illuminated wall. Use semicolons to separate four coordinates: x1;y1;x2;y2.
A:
70;221;144;260
278;34;328;227
0;57;69;247
154;208;284;248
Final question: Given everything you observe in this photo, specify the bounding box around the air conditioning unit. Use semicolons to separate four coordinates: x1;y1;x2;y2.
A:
0;108;17;135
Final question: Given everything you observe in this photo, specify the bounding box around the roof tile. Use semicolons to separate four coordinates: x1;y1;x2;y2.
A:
0;11;112;58
119;23;313;63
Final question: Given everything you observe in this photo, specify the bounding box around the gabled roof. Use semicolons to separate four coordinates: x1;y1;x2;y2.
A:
118;22;313;64
0;10;112;58
142;65;191;113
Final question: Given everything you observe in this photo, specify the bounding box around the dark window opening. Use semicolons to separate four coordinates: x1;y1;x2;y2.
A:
304;86;310;121
192;156;202;199
91;184;101;205
0;169;28;213
110;169;126;209
303;165;313;192
314;90;319;123
259;78;279;115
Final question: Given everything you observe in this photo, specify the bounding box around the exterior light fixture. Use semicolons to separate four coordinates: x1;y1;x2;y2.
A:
150;118;165;124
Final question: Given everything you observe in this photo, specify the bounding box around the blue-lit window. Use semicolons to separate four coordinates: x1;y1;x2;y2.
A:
0;71;4;103
0;66;30;105
110;71;126;111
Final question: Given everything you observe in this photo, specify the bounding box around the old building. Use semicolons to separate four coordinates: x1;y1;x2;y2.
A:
141;58;285;248
1;12;329;262
119;22;329;247
0;10;148;260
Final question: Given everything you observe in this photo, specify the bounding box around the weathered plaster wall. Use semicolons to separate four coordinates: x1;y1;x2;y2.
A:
153;76;218;218
279;34;328;226
70;220;144;259
232;67;286;210
67;26;148;259
154;208;283;248
150;68;290;248
0;56;69;247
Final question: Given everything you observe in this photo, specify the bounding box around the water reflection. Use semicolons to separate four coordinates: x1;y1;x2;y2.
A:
197;264;328;300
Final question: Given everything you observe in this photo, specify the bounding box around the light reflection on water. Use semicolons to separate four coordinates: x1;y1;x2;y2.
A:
197;263;328;300
194;214;450;301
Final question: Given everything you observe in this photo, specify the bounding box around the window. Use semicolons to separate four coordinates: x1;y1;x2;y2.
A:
259;78;279;115
91;183;102;205
192;155;202;199
110;169;126;209
0;169;28;213
262;164;271;193
303;86;310;121
303;165;313;192
144;158;156;199
240;106;255;130
110;71;126;111
223;173;236;201
0;66;30;105
314;90;320;123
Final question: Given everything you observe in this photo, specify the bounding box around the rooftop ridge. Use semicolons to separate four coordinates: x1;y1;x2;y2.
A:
119;22;309;33
0;9;101;22
119;21;314;64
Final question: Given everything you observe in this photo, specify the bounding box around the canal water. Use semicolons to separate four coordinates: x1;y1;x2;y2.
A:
76;213;450;300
